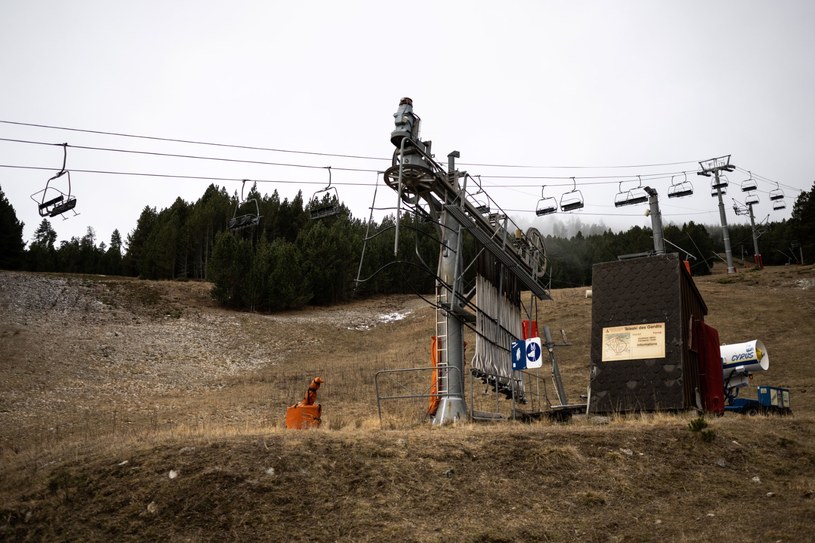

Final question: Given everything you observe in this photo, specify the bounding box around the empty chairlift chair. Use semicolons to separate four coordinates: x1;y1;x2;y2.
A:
535;185;558;216
667;173;694;198
769;182;786;210
745;192;760;206
472;188;490;214
229;180;262;231
309;167;341;220
559;177;584;212
30;144;78;219
711;174;729;196
614;177;649;207
741;171;757;193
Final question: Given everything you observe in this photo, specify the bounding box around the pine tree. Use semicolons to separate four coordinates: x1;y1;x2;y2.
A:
790;181;814;263
28;218;58;271
0;185;25;270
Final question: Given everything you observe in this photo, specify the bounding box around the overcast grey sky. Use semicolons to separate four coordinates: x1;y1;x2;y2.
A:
1;1;813;247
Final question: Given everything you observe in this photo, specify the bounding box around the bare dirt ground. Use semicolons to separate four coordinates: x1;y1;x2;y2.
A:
1;265;814;542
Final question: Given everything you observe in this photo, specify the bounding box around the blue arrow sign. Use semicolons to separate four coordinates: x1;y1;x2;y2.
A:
511;340;526;370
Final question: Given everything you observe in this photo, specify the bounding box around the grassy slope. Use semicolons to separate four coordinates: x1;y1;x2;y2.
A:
1;265;814;542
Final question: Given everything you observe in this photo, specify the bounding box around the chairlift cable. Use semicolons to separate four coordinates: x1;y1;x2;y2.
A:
0;137;380;174
0;119;707;170
0;119;391;162
0;163;377;186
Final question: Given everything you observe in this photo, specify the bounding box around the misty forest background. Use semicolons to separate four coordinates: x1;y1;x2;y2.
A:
1;181;813;312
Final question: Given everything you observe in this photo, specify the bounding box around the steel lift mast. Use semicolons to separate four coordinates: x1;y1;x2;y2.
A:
733;196;767;269
384;97;549;424
698;156;737;274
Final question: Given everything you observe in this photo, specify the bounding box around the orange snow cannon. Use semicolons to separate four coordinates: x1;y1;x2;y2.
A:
285;377;323;429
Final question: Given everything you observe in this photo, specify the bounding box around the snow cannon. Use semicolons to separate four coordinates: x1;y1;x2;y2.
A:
721;340;769;388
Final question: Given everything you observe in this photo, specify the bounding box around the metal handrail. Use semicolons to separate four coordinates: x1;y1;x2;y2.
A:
374;366;463;427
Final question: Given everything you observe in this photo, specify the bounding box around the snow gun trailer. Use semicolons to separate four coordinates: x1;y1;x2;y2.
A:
725;385;791;416
721;340;792;416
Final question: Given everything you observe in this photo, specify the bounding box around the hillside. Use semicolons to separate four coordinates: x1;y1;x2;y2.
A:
1;265;814;542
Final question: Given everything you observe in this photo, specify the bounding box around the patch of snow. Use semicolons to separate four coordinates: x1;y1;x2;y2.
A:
346;310;412;330
379;310;410;323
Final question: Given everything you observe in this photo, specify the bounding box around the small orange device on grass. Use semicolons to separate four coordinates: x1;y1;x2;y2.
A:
285;377;323;429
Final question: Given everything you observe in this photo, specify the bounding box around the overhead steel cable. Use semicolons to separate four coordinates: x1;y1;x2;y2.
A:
0;129;798;201
502;207;713;217
733;166;803;193
0;135;697;185
478;170;695;182
459;159;701;169
0;119;711;171
0;119;391;162
0;163;377;186
0;137;380;174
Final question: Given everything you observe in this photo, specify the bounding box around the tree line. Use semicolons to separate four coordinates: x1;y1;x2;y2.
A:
1;181;813;310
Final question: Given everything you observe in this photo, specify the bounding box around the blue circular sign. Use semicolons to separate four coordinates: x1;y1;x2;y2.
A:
526;342;541;362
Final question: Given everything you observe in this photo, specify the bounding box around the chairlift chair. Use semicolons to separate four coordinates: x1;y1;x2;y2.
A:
744;192;760;206
559;177;584;212
30;144;78;219
769;182;785;201
535;185;558;216
228;180;262;231
472;188;490;214
667;173;694;198
614;178;648;207
309;167;341;220
772;198;786;211
711;173;729;192
741;171;757;192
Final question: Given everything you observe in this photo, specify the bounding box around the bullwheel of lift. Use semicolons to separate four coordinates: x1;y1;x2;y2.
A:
525;227;548;278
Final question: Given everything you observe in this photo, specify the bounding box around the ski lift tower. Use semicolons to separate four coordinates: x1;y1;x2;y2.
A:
384;97;550;425
733;196;765;269
644;187;665;255
698;155;736;274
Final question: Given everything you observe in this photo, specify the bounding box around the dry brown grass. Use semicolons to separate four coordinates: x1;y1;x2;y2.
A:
1;265;814;542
